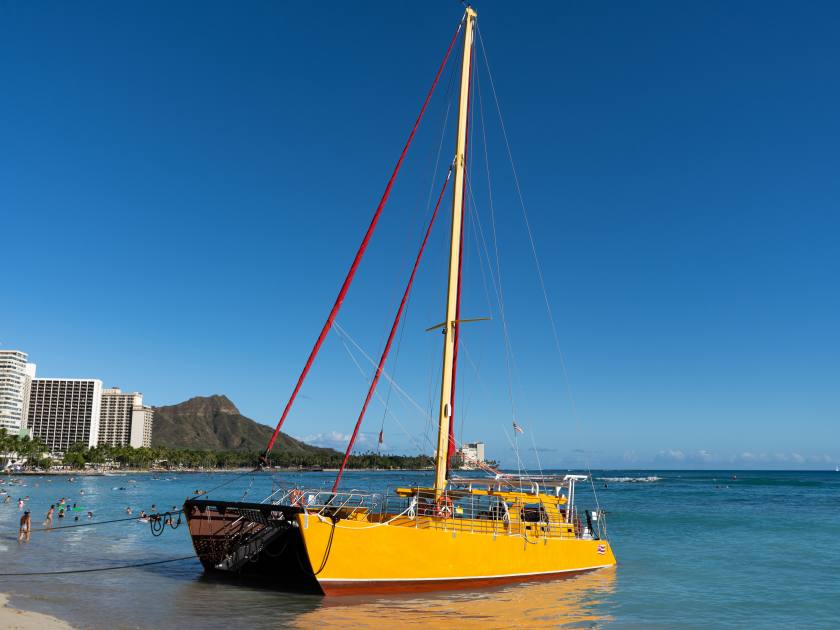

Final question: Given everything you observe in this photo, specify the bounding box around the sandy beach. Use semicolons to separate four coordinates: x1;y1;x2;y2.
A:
0;594;73;629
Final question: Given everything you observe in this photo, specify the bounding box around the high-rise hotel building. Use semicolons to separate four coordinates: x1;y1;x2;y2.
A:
0;350;37;434
7;349;155;453
26;379;103;452
99;388;154;448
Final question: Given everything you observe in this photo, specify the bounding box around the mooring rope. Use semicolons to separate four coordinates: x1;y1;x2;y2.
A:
4;509;184;537
0;555;197;578
190;467;257;499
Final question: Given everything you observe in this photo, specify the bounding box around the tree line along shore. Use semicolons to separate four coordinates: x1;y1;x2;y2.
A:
1;432;436;471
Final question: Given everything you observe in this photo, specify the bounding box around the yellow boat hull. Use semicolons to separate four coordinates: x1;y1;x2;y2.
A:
297;513;616;595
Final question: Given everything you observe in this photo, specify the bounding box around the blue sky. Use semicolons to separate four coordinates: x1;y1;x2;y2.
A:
2;1;838;469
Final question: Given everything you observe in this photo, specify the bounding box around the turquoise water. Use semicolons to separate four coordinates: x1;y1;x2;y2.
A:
0;470;838;628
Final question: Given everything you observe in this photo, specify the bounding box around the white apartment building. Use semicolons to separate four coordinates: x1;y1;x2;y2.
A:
0;350;36;434
139;406;153;447
458;442;486;469
27;379;102;452
99;387;154;448
22;362;37;427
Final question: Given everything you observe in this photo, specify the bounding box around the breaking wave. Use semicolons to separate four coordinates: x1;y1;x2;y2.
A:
598;476;662;483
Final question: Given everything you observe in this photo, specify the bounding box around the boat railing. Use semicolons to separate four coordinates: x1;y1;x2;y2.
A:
260;486;288;505
378;488;597;541
260;485;603;541
264;487;384;518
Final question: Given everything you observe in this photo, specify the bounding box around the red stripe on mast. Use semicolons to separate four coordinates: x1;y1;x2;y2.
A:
332;168;453;491
262;20;464;459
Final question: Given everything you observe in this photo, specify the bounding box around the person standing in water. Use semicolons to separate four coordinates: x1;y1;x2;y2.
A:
19;510;31;542
44;504;55;528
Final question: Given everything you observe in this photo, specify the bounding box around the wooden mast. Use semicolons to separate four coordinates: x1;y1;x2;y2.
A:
434;6;476;495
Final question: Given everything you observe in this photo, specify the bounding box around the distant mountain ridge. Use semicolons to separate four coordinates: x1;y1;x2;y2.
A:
151;395;336;455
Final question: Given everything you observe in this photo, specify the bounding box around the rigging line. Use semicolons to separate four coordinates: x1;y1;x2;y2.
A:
333;167;453;492
417;56;461;448
458;28;481;458
465;188;495;321
335;322;433;425
380;262;435;452
503;427;524;479
467;174;530;463
460;336;525;479
377;265;412;453
193;468;255;498
313;500;416;530
423;33;461;216
457;209;470;450
477;26;599;509
465;180;499;318
335;322;502;478
463;182;516;434
424;343;440;456
338;335;433;455
457;217;470;449
378;40;462;448
9;510;183;535
528;421;545;479
0;555;197;578
263;16;465;459
475;48;519;429
475;41;542;478
455;314;483;444
339;337;430;454
460;195;506;447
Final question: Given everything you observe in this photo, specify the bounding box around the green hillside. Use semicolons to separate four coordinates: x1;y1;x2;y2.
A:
151;394;336;455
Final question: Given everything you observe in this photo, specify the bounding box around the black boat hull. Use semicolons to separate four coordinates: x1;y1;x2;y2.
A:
183;498;323;594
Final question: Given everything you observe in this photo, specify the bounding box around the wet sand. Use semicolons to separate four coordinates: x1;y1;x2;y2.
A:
0;594;73;629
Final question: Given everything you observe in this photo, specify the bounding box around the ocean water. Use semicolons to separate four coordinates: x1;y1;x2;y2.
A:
0;469;838;629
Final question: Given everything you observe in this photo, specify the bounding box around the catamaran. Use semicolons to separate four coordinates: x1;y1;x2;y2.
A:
184;6;616;595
